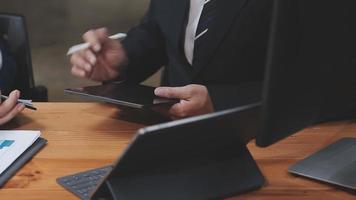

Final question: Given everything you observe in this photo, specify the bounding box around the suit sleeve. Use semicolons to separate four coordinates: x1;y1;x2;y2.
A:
121;0;168;83
0;42;17;94
206;82;262;111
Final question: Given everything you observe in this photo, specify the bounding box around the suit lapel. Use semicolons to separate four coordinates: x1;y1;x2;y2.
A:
169;0;189;52
192;0;249;73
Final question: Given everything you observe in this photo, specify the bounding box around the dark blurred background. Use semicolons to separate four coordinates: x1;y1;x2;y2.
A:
1;0;161;101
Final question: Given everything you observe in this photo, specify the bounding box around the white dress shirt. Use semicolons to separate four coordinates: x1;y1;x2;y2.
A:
184;0;206;65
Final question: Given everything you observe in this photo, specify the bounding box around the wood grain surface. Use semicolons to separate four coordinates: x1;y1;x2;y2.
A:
0;103;355;200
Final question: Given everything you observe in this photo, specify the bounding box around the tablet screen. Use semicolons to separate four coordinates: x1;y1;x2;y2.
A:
65;83;178;109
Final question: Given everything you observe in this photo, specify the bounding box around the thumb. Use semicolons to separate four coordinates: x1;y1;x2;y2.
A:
154;86;191;99
83;28;109;52
94;28;110;51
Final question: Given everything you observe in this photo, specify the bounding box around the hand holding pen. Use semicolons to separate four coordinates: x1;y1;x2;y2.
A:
69;28;129;82
1;94;36;110
0;90;26;125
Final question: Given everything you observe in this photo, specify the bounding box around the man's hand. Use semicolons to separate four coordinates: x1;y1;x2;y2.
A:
70;28;128;82
154;84;214;119
0;90;25;125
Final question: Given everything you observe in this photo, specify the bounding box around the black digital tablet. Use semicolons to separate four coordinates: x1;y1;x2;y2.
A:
64;83;179;109
57;103;265;200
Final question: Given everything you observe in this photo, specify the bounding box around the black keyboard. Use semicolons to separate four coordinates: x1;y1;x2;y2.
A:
57;165;113;200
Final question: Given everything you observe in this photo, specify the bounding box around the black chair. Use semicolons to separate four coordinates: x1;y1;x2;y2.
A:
0;13;48;101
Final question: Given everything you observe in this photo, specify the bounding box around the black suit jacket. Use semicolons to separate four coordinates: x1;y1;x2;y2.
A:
121;0;272;110
0;39;16;94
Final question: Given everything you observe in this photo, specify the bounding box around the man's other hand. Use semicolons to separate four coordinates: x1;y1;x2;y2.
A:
154;84;214;119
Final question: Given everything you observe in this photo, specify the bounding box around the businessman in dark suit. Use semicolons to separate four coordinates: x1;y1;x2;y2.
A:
0;39;25;124
70;0;272;119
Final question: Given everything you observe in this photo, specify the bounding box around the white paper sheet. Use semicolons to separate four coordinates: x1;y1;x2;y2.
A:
0;131;41;174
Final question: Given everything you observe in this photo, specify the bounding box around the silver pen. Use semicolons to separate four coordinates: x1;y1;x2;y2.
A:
66;33;127;55
0;95;37;110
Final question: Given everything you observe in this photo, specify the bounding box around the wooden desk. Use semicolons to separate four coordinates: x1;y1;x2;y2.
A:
0;103;355;200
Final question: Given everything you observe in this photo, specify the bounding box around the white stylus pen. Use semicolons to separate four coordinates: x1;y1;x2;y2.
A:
66;33;127;55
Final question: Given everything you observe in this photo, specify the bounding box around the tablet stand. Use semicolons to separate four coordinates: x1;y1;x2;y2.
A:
92;143;265;200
